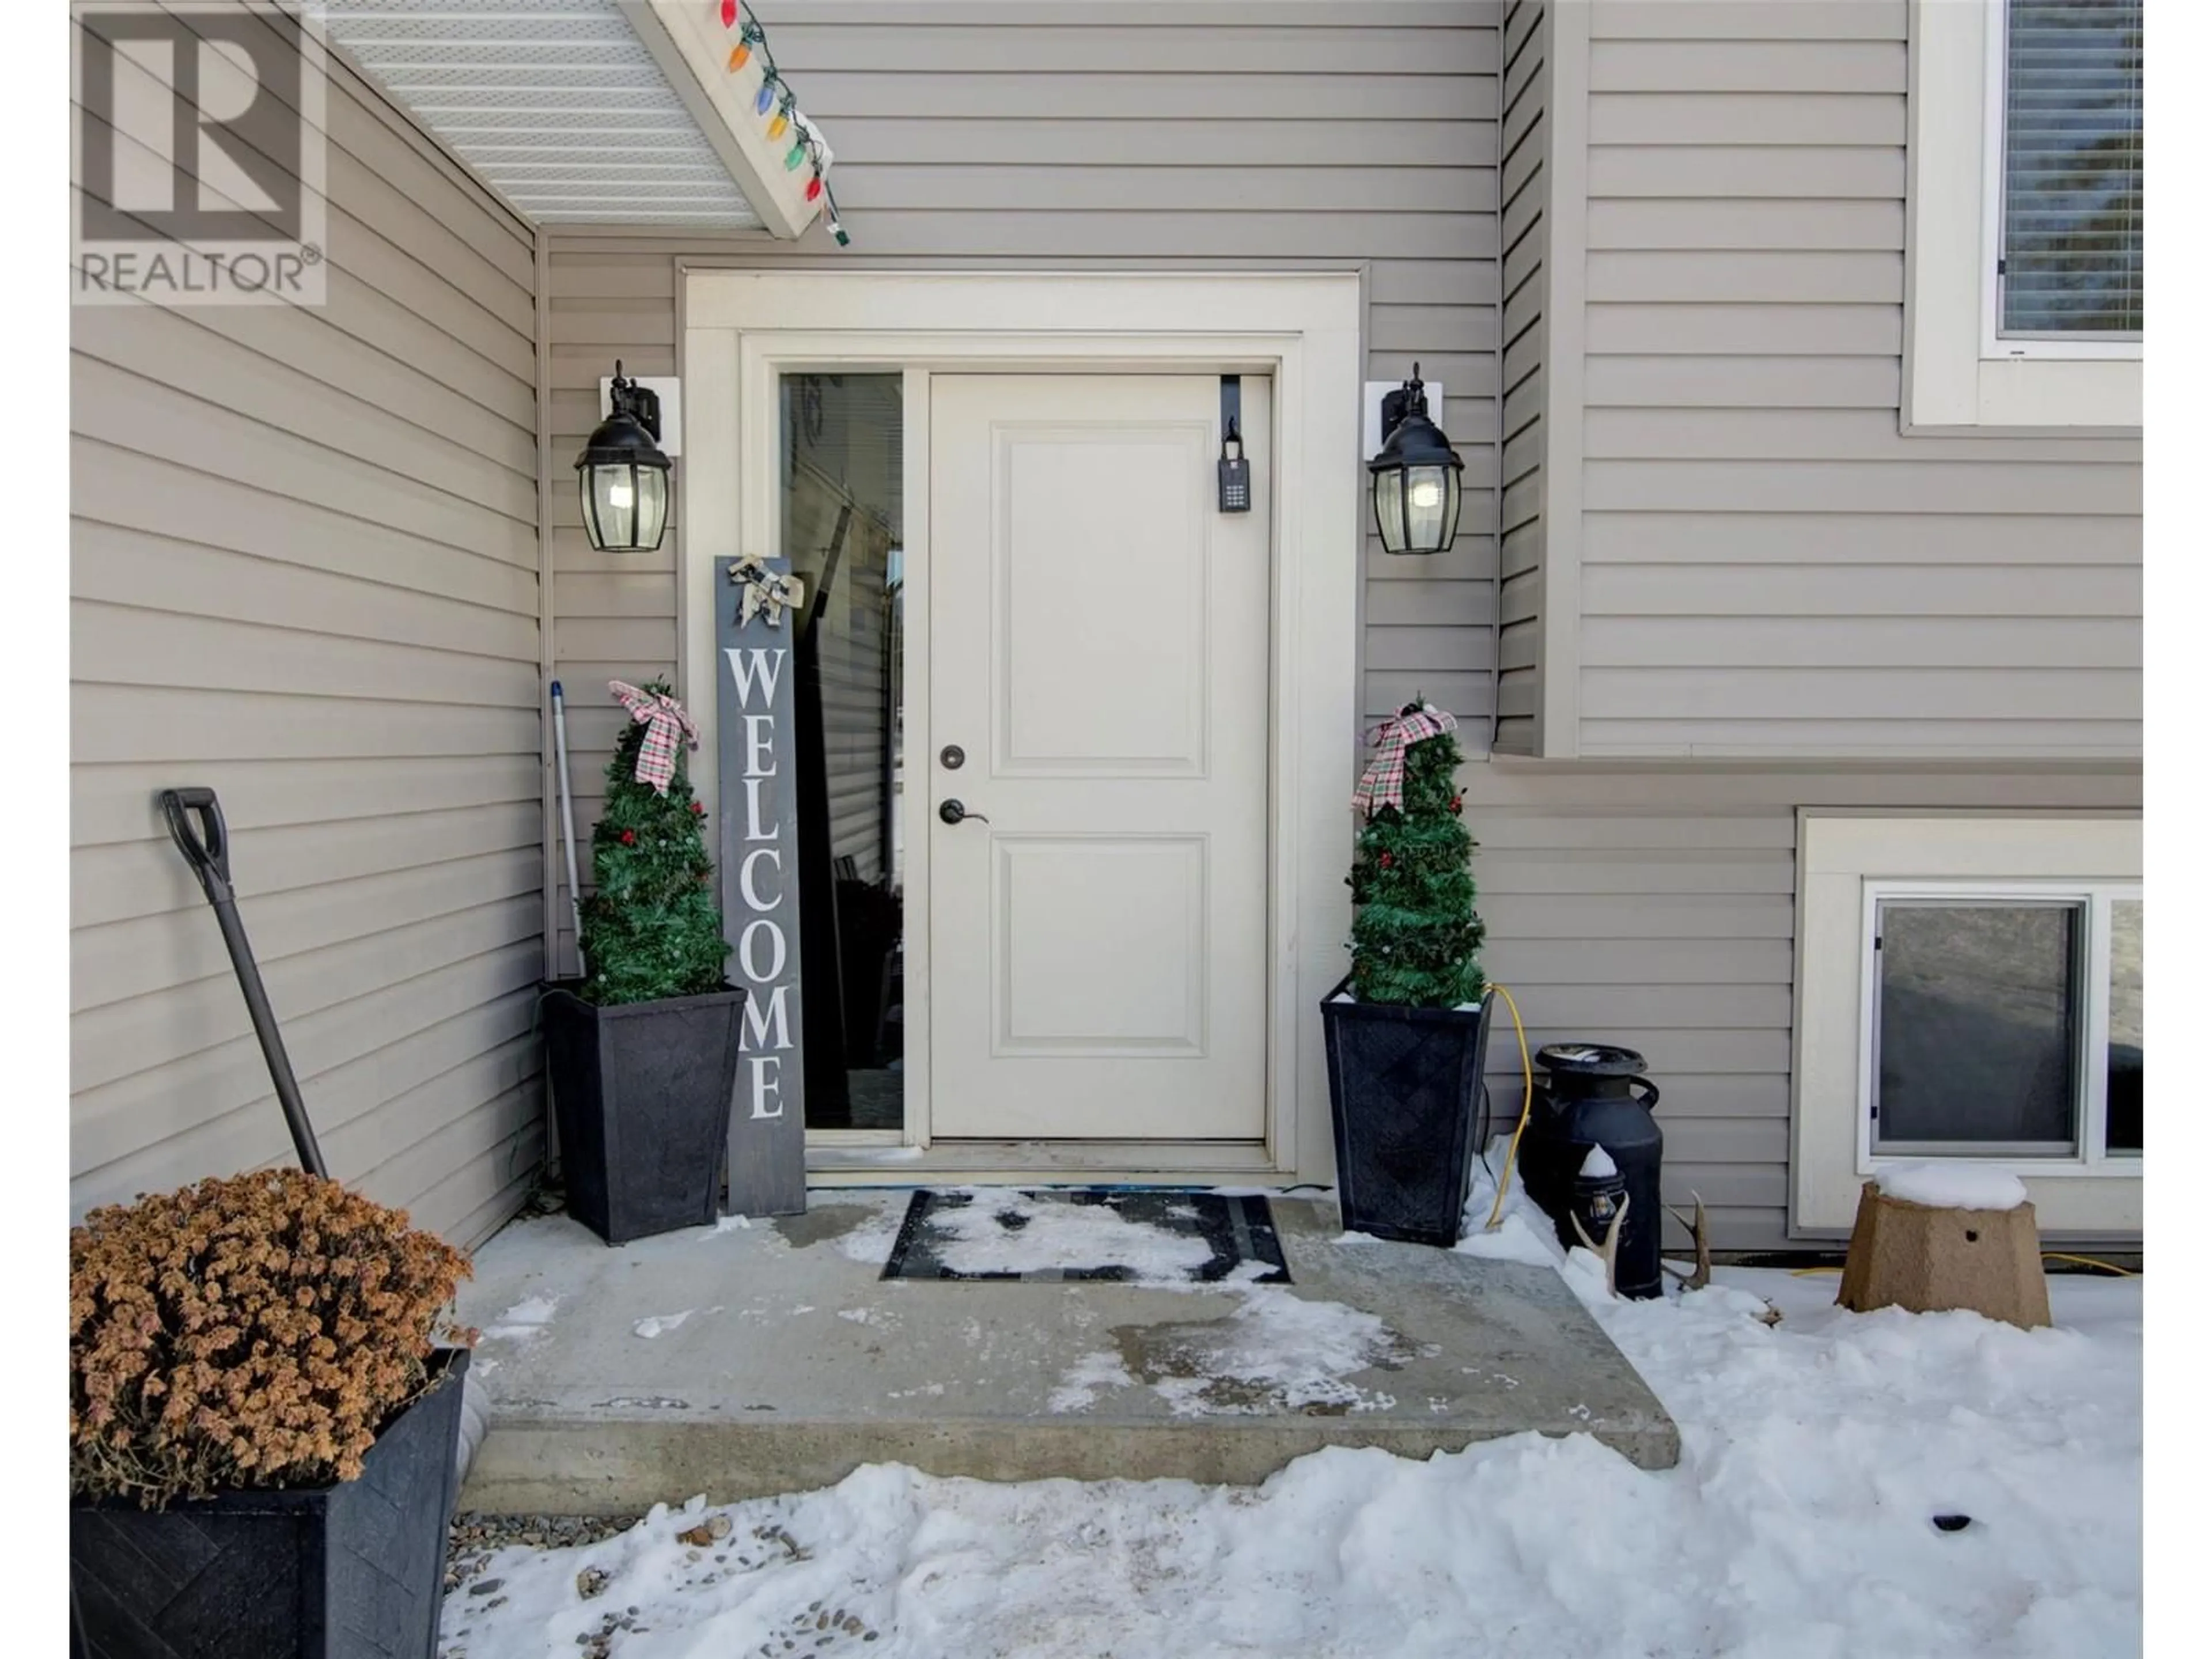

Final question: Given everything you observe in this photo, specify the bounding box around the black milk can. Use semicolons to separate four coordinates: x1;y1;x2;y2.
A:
1522;1043;1665;1299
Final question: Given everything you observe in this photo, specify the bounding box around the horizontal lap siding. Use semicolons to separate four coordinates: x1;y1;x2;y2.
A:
1464;760;2142;1248
71;26;543;1247
545;252;679;974
1497;0;1547;752
546;2;1502;870
1574;0;2142;759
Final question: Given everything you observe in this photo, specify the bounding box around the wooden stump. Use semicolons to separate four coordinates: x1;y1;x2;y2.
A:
1836;1180;2052;1330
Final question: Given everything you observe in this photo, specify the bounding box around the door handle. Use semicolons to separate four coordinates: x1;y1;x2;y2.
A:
938;798;990;825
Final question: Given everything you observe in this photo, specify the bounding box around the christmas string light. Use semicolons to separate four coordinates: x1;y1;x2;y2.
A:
719;0;847;247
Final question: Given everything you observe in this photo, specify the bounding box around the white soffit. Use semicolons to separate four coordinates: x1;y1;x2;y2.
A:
320;0;764;228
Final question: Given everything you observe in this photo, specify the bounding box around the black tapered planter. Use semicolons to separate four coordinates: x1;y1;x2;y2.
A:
71;1348;471;1659
541;980;745;1245
1320;980;1495;1247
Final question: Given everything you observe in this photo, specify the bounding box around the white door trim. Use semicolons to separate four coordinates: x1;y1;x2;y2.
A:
678;270;1364;1184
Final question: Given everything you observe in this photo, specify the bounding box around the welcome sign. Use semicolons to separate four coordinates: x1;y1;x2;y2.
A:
717;555;808;1216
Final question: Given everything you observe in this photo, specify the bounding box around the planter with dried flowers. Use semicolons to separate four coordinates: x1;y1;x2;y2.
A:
70;1169;475;1659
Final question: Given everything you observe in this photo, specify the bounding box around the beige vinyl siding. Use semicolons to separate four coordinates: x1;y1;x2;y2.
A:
1496;0;1548;754
1552;0;2142;759
544;2;1502;933
71;26;544;1248
1464;759;2141;1249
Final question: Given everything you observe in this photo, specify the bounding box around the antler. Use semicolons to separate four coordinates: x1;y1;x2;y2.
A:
1569;1195;1631;1298
1659;1192;1711;1291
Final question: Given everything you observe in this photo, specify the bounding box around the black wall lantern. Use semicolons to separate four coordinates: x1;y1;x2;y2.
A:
1368;364;1465;556
577;361;672;553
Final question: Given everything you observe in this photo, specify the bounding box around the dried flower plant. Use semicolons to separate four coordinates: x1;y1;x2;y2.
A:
70;1170;474;1509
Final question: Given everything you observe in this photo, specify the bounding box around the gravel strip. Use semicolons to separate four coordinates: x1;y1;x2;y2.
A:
446;1512;642;1593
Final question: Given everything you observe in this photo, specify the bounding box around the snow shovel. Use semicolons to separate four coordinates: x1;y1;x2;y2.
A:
158;786;329;1178
156;790;497;1494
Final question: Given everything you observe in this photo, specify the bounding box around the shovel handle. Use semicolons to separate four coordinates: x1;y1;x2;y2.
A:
159;787;230;895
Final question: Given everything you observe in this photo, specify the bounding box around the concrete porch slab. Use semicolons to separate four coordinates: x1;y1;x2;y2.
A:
456;1190;1678;1513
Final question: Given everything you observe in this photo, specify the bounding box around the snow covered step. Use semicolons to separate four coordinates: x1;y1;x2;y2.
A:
452;1191;1679;1513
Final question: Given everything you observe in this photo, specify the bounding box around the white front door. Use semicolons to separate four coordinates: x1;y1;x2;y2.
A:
928;374;1271;1141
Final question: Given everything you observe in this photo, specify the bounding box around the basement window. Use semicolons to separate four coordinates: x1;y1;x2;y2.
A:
1867;887;2142;1162
1793;813;2141;1236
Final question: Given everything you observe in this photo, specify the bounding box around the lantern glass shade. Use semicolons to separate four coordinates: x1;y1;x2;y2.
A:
574;391;672;553
1366;371;1465;556
580;457;668;552
1372;463;1463;556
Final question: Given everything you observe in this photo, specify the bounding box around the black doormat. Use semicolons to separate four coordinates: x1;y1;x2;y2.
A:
880;1189;1291;1284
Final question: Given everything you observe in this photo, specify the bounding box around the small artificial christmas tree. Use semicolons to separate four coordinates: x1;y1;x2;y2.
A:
1347;700;1486;1007
579;679;731;1005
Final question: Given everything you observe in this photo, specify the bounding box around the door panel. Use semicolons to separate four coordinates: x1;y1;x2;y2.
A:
930;374;1270;1141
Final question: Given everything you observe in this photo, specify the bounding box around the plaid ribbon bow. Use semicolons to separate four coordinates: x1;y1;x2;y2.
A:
1352;703;1458;816
729;554;805;630
609;680;700;796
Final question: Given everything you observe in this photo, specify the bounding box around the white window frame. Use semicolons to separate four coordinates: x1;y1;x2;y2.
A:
1793;813;2142;1237
1857;879;2142;1173
1904;0;2142;431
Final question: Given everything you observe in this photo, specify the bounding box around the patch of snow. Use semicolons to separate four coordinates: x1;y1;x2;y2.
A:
1875;1161;2030;1211
481;1295;558;1342
929;1192;1218;1281
1047;1350;1137;1414
1580;1143;1619;1179
631;1310;693;1339
1147;1289;1404;1418
836;1308;876;1325
834;1205;908;1266
1453;1139;1570;1270
710;1213;752;1234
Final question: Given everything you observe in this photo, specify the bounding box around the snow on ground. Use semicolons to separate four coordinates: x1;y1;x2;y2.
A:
441;1147;2141;1658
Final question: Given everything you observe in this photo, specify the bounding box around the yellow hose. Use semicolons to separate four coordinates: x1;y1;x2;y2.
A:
1480;983;1536;1232
2040;1252;2139;1277
1796;1255;2137;1278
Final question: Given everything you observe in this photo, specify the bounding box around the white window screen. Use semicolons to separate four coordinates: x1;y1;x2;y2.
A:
1999;0;2143;338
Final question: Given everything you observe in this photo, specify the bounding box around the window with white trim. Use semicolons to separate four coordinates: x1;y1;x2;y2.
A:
1864;884;2142;1162
1903;0;2142;430
1794;814;2141;1237
1990;0;2142;344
